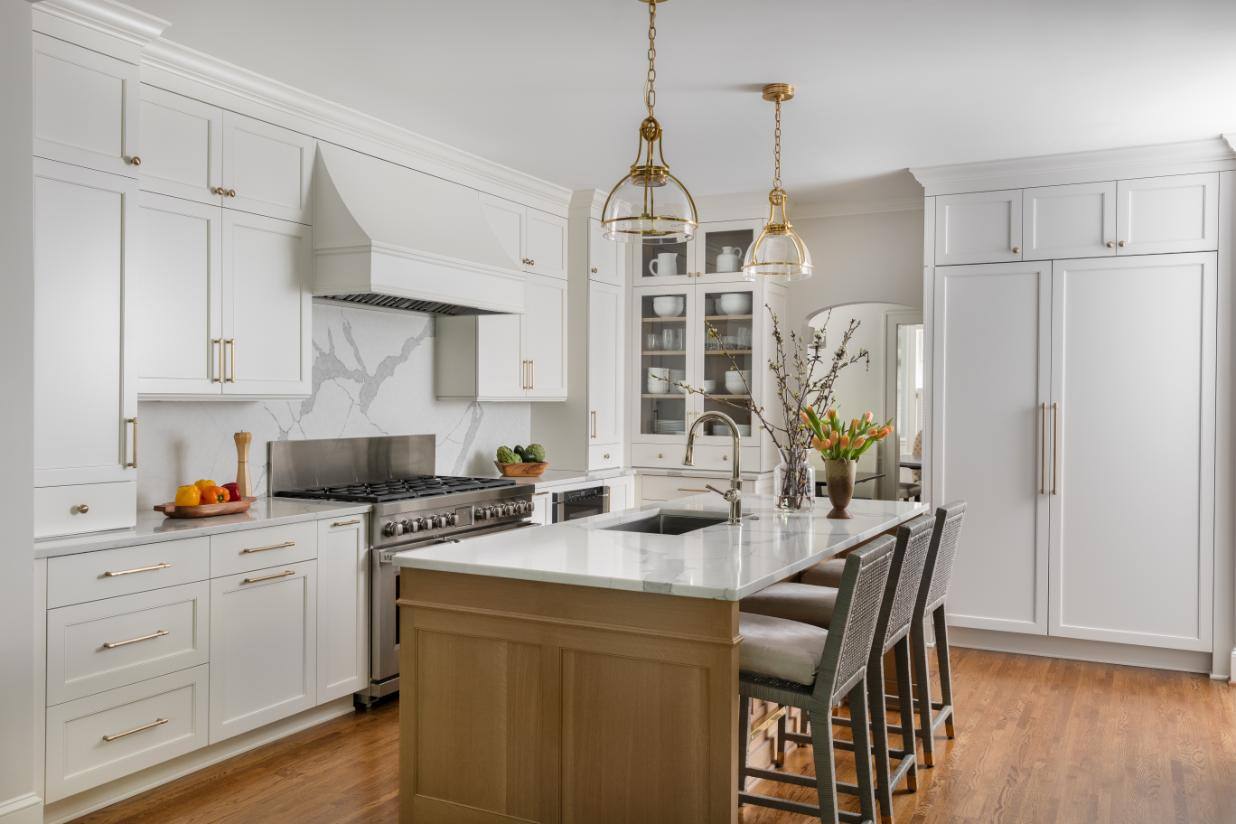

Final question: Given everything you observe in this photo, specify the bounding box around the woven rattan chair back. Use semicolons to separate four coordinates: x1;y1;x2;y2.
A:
878;515;936;651
814;536;894;706
919;501;968;617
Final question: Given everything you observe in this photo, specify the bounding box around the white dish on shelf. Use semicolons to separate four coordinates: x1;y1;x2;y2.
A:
647;377;670;394
724;369;750;395
651;296;685;318
701;379;717;393
717;293;753;315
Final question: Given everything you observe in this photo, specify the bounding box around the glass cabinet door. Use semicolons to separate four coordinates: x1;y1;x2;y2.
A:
694;220;759;280
637;288;692;438
636;237;690;282
694;285;757;439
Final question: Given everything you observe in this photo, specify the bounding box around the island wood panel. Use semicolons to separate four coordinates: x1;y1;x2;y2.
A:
399;571;740;824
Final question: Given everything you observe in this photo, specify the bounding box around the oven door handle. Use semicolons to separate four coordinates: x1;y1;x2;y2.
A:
377;520;538;564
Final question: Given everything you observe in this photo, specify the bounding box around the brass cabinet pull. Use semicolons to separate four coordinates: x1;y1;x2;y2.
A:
212;338;223;382
240;540;295;554
226;188;237;198
331;519;360;528
102;629;168;650
73;503;90;515
590;266;599;274
678;487;710;493
224;338;236;382
103;562;171;578
1117;239;1127;248
1011;245;1021;254
603;453;611;460
125;155;141;166
1051;401;1059;495
1105;240;1116;249
528;259;535;267
210;186;225;196
529;360;534;390
242;569;296;585
125;417;138;469
590;410;597;439
102;717;167;743
1039;402;1047;495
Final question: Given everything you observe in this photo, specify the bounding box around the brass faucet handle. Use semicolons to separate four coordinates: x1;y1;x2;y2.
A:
705;483;738;501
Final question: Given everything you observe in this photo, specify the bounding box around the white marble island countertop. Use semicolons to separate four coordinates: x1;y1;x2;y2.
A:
395;495;928;600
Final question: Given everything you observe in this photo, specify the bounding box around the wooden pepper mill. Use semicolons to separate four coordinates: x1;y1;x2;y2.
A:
234;431;253;499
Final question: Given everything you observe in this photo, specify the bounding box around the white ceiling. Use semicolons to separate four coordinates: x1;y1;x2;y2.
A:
125;0;1236;202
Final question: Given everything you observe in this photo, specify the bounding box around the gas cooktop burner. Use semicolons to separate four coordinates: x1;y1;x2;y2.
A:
276;474;516;503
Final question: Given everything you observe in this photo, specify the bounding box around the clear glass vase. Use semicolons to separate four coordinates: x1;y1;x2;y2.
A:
774;454;815;511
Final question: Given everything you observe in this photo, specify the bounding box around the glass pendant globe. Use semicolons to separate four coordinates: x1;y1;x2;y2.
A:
601;168;698;244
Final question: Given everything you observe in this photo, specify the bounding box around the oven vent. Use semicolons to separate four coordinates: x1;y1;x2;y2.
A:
320;293;500;316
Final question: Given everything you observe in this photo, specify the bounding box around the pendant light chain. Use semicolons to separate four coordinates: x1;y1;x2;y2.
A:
644;1;657;117
773;97;783;191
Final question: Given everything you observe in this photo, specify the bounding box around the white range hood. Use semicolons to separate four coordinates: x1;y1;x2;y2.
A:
313;143;525;315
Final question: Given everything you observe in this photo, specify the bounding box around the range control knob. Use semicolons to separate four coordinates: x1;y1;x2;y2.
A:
485;506;500;519
445;512;458;527
415;517;430;531
382;521;402;537
404;518;419;534
426;515;441;529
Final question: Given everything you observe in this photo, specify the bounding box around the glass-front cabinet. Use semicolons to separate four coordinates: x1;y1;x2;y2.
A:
633;218;761;284
693;283;758;440
636;286;694;441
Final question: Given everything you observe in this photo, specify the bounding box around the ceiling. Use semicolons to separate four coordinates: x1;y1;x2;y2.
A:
124;0;1236;202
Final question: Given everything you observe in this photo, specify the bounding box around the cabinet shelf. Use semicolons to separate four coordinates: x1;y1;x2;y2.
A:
641;393;688;399
642;350;686;356
703;314;753;322
703;394;751;400
642;316;688;324
704;349;752;356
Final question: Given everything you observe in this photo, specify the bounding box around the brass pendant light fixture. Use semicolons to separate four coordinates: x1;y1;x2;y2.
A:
601;0;698;244
743;83;813;281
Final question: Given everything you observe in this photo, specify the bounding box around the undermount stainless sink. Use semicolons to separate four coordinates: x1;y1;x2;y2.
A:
603;512;731;536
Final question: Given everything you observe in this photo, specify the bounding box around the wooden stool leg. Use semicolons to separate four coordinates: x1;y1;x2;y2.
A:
738;695;750;797
809;705;839;824
868;655;894;822
933;605;956;739
894;635;918;791
848;681;877;824
910;620;935;767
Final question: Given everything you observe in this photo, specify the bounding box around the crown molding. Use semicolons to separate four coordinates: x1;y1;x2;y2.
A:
793;196;924;220
911;137;1236;196
33;0;169;63
1224;134;1236;155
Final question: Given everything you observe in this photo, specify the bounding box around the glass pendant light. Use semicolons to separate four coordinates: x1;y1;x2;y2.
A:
743;83;813;281
601;0;698;244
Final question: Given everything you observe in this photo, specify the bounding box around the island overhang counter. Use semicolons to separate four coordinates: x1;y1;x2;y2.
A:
394;495;927;824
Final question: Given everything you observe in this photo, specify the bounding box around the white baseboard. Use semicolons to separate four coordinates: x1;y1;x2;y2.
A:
42;698;356;824
0;793;42;824
950;627;1213;675
1229;647;1236;684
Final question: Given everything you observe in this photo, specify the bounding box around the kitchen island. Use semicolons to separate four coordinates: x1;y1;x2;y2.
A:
394;495;926;824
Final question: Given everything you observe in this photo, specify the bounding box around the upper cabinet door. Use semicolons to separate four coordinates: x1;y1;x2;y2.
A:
588;219;625;286
220;211;312;397
525;209;568;279
480;194;525;268
1115;173;1218;255
633;236;690;283
33;34;140;177
475;314;525;400
33;159;137;487
588;281;624;445
1022;181;1116;260
523;273;568;399
221;112;314;223
692;219;760;282
139;86;223;205
134;192;224;396
934;190;1023;265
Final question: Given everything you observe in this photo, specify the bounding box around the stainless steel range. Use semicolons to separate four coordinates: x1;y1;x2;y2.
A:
269;435;534;705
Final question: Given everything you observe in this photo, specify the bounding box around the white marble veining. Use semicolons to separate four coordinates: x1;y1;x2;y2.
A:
395;495;928;600
136;303;531;510
34;497;371;559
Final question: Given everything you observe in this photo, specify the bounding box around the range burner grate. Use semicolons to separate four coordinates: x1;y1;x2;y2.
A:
276;474;516;503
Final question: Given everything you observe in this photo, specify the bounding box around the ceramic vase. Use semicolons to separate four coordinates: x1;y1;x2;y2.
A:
825;458;857;519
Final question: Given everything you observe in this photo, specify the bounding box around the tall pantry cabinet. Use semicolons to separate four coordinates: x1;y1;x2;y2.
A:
922;161;1227;666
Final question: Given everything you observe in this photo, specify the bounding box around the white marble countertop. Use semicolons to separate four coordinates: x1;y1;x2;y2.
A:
34;498;372;559
488;467;631;491
395;495;928;600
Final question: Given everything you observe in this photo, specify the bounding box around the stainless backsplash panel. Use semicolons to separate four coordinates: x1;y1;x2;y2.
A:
268;435;436;493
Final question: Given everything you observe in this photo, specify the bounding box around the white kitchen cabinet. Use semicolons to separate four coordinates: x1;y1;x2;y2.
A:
524;273;568;398
691;219;761;280
934;189;1023;265
588;281;625;462
1115;173;1218;255
479;193;567;278
33;34;140;177
1048;253;1215;651
221;111;315;224
604;475;635;513
530;491;552;526
134;192;224;395
138;85;223;205
932;262;1051;635
1022;181;1116;260
209;561;317;743
220;210;313;397
316;516;368;703
33;158;137;536
588;218;624;286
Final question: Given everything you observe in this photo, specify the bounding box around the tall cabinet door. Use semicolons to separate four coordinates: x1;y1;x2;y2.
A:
1048;254;1215;651
317;517;368;703
588;281;624;448
933;262;1051;634
220;211;312;396
523;273;568;399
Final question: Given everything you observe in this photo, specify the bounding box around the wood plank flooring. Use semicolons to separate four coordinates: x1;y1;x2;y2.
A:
73;648;1236;824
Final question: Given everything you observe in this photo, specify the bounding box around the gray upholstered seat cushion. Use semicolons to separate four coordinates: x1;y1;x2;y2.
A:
741;581;839;628
800;557;847;588
738;612;830;686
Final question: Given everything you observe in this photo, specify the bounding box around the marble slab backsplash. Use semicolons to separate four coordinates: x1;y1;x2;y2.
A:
135;303;530;509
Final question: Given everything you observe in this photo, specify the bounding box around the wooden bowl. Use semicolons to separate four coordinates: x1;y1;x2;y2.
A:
494;461;549;478
154;497;255;519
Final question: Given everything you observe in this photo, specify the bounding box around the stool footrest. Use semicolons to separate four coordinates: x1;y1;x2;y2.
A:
743;766;816;788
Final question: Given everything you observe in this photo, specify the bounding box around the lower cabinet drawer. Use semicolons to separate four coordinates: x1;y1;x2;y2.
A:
45;665;209;803
210;521;317;577
629;443;687;469
48;537;210;609
588;443;624;472
47;582;210;706
35;481;136;539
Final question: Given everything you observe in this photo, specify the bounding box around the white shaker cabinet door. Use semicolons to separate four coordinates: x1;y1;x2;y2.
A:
934;190;1023;265
134;192;224;395
221;111;314;223
1048;253;1215;651
589;218;625;286
33;159;137;488
588;281;625;448
1022;181;1116;260
475;314;526;400
525;208;569;279
316;517;368;704
932;262;1051;634
523;273;568;400
1115;173;1218;255
480;193;525;268
138;86;223;205
220;211;312;397
209;561;317;743
33;34;140;177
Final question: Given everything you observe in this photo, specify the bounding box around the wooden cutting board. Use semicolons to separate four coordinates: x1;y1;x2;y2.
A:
153;497;255;519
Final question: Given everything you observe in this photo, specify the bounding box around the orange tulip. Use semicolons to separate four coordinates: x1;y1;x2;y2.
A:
825;408;836;420
812;436;826;450
853;436;867;450
864;411;874;423
850;419;860;432
840;435;851;448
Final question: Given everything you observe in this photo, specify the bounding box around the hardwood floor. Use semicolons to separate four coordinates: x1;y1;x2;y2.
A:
73;648;1236;824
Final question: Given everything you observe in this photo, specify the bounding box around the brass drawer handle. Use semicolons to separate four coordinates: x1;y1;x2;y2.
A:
240;540;295;554
124;155;141;167
212;338;223;382
72;503;90;515
102;629;168;650
125;417;138;469
224;338;236;382
331;519;361;528
102;717;167;742
102;562;171;578
242;569;295;585
590;266;599;274
591;410;598;439
1051;401;1059;495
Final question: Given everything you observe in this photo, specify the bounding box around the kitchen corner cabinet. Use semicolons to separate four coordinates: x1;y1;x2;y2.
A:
34;158;137;538
316;517;368;703
480;194;569;279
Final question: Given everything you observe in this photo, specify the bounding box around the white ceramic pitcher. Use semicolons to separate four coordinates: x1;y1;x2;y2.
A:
648;252;679;277
715;246;744;273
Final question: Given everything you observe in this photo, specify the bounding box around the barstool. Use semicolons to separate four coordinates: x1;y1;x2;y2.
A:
737;536;894;824
909;501;967;767
743;516;936;822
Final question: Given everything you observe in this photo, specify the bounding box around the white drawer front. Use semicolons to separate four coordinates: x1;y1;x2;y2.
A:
637;474;710;503
45;665;208;803
588;443;624;472
35;482;136;539
630;443;688;469
47;582;209;706
690;444;759;473
210;521;316;577
48;537;209;609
